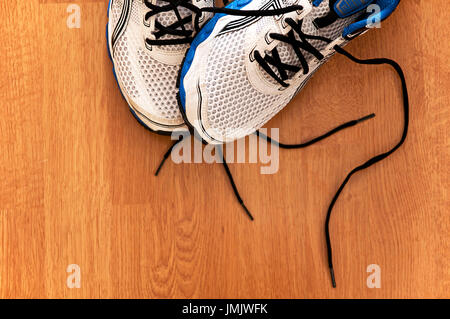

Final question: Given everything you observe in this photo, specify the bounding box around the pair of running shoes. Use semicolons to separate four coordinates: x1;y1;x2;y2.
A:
107;0;408;287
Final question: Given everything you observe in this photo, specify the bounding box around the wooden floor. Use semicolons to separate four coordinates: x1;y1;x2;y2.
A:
0;0;448;299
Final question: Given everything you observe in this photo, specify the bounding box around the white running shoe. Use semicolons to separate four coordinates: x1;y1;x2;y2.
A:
178;0;400;143
107;0;213;134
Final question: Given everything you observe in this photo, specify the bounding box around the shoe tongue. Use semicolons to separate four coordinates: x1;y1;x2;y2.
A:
331;0;374;18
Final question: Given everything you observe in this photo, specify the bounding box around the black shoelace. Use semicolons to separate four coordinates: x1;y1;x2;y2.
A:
154;135;184;176
155;111;376;221
256;113;375;149
254;17;332;87
323;45;409;288
155;134;255;220
144;0;305;47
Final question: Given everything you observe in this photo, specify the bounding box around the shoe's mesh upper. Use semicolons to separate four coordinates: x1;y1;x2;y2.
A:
137;48;181;120
205;29;293;139
111;0;211;126
204;0;363;140
115;36;141;100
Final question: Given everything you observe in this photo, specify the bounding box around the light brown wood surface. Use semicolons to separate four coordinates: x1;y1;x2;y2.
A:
0;0;448;299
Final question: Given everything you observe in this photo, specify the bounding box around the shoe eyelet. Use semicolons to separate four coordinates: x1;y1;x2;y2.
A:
264;32;274;45
249;49;256;62
145;40;153;51
197;12;205;23
143;17;151;27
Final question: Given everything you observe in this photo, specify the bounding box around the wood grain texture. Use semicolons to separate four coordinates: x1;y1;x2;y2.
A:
0;0;448;298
